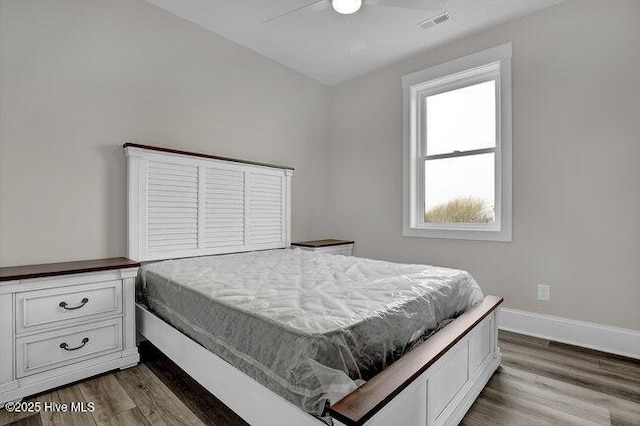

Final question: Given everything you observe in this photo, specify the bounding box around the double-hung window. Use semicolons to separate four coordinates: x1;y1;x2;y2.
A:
403;44;512;241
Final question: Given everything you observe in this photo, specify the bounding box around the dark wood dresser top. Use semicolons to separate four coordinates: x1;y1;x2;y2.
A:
0;257;140;282
291;239;354;248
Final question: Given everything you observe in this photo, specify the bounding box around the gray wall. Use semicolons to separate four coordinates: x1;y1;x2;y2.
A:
0;0;329;266
326;0;640;330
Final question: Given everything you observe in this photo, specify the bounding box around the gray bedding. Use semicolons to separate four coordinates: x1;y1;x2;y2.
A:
137;249;484;422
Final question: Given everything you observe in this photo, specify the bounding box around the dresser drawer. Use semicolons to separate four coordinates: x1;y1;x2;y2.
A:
16;318;123;378
16;280;122;334
296;244;354;256
319;244;353;256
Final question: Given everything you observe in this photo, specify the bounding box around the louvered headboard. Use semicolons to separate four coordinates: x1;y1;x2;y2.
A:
124;144;293;262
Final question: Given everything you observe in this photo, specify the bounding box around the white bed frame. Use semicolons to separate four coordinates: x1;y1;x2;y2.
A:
126;144;501;426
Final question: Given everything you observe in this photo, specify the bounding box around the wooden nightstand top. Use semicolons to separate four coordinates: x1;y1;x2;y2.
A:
0;257;140;283
291;239;354;248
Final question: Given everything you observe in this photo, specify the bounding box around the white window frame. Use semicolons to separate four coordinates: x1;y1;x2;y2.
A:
402;43;512;242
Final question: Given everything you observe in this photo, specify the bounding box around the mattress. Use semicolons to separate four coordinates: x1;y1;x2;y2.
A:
137;249;484;423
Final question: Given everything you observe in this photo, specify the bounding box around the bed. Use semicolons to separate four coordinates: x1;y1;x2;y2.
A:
125;143;502;426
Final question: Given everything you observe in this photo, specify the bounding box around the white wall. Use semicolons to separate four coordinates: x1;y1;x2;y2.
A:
0;0;329;266
326;0;640;330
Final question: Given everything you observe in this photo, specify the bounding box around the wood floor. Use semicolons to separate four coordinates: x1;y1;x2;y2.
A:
1;331;638;426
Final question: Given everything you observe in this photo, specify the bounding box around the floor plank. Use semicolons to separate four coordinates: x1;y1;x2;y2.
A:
114;364;205;426
7;414;42;426
95;408;150;426
78;374;136;424
599;357;640;381
462;331;640;426
502;347;640;403
500;339;640;388
551;340;640;368
140;343;248;426
37;385;96;426
461;397;540;426
480;385;604;425
0;399;37;426
511;366;640;426
499;330;551;348
486;367;611;425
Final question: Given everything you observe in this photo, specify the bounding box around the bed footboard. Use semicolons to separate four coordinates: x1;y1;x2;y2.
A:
329;295;503;426
136;295;502;426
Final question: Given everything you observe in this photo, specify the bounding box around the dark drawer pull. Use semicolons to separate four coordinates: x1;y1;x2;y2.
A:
59;337;89;351
59;297;89;310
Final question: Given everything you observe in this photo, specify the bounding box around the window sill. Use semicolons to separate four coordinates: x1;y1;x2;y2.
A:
403;226;512;242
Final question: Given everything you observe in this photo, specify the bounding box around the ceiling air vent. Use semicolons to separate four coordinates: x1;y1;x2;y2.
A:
418;11;452;30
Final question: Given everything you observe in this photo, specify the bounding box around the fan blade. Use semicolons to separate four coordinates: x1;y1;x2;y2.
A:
262;0;330;24
366;0;446;11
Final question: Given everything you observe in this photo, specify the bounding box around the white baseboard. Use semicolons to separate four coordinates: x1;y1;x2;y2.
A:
498;308;640;360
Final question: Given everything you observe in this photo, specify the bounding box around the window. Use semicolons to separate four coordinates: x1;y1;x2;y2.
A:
403;44;512;241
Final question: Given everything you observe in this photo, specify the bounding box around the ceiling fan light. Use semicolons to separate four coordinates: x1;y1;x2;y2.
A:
331;0;362;15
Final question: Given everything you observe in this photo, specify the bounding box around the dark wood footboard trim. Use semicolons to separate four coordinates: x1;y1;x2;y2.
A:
329;295;503;426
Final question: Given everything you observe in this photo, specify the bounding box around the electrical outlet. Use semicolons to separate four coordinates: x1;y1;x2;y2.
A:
537;284;550;301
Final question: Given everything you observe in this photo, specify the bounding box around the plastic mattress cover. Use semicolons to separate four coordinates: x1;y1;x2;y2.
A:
137;249;484;423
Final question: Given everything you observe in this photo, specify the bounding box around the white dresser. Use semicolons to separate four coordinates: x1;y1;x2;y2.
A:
0;258;140;407
291;239;354;256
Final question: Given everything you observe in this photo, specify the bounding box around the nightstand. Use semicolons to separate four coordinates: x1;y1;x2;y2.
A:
0;258;140;407
291;239;354;256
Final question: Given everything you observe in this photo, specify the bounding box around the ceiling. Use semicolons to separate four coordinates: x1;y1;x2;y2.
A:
146;0;565;85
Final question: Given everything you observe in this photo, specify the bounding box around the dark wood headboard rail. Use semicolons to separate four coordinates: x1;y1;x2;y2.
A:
329;295;503;426
123;143;295;171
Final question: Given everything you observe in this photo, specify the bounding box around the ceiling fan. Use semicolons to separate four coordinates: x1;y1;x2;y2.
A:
263;0;448;23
